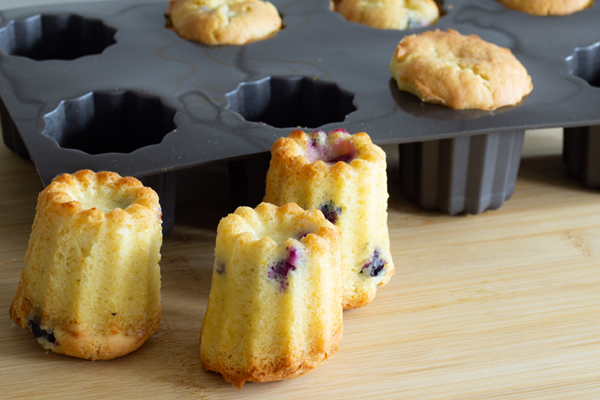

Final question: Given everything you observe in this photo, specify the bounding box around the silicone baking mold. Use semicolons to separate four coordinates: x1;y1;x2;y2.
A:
1;0;599;232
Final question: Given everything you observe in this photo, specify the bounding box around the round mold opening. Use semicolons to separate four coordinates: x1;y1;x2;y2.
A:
225;76;356;129
43;91;177;154
0;14;116;61
567;41;600;87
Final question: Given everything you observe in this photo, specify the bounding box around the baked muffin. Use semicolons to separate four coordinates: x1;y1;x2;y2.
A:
166;0;282;45
264;129;394;309
9;170;162;361
200;202;342;388
498;0;593;15
335;0;439;30
390;28;533;110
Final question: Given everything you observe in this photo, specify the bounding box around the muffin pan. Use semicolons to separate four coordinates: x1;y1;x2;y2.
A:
1;0;600;231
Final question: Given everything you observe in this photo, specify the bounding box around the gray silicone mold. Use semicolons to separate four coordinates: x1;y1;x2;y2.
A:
563;41;600;189
0;0;599;232
399;131;524;215
563;126;600;188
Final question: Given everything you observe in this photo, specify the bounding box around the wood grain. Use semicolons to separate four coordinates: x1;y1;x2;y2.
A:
2;128;600;399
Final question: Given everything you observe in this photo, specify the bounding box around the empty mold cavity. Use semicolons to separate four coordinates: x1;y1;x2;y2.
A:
43;91;176;154
567;41;600;87
225;76;356;129
0;14;116;60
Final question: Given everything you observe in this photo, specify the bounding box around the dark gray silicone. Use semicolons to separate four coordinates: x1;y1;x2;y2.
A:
563;126;600;188
0;0;599;231
399;131;524;214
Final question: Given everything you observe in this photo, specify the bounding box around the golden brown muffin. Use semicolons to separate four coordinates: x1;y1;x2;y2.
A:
166;0;282;45
498;0;593;15
335;0;439;30
264;129;395;309
10;170;162;360
390;28;533;110
200;202;343;388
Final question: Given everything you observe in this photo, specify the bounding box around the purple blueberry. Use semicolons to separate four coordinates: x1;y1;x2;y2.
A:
215;261;226;275
319;201;342;225
28;318;57;344
298;231;310;239
307;129;356;164
326;138;357;164
288;247;299;266
329;152;354;164
268;247;299;292
329;128;349;134
361;250;387;277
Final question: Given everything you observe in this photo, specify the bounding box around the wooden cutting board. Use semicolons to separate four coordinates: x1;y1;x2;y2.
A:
2;129;600;399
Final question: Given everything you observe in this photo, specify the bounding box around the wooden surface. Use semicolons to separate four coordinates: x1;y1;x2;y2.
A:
2;128;600;399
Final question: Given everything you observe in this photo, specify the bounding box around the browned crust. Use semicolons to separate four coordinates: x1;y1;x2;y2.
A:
390;28;533;110
201;322;342;388
8;286;33;327
42;169;160;217
264;129;386;205
221;202;341;250
497;0;593;15
166;0;282;45
48;310;162;361
10;294;162;360
253;202;341;243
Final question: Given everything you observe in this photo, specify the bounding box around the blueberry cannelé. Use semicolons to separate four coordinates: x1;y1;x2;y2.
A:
9;170;162;360
200;202;343;388
264;129;395;309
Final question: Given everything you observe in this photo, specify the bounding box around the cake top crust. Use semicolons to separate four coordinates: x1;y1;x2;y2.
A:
166;0;282;45
41;169;161;222
270;129;386;171
497;0;594;15
219;202;340;248
335;0;440;30
390;28;533;110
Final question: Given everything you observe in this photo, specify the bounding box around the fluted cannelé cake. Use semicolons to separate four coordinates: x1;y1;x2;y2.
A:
200;202;343;388
10;170;163;360
264;129;394;309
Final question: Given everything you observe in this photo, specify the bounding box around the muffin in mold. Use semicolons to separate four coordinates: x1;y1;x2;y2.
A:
166;0;283;45
390;29;533;110
497;0;594;16
334;0;440;30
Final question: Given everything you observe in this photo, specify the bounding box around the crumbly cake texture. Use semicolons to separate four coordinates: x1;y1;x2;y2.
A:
200;202;343;388
166;0;282;45
390;29;533;110
264;129;395;309
498;0;593;15
9;170;163;361
335;0;439;30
